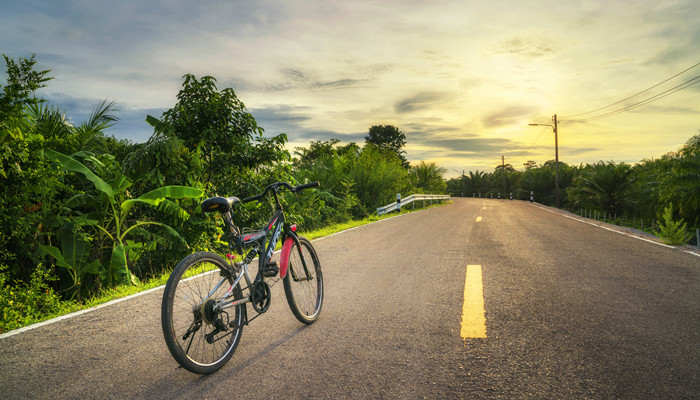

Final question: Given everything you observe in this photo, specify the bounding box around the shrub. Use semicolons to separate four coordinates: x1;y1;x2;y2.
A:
0;264;70;333
654;204;692;245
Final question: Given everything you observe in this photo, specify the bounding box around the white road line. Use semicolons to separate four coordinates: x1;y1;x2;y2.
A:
530;203;678;249
0;207;434;340
0;285;166;339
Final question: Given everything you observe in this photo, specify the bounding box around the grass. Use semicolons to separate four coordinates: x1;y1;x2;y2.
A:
2;200;450;334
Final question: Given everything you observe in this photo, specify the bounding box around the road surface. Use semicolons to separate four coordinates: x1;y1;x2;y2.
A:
1;198;699;399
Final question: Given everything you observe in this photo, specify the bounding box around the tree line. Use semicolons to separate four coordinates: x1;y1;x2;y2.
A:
446;136;700;242
3;53;696;331
0;55;447;331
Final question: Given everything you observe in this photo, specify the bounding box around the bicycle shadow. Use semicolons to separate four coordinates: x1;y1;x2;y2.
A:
139;323;311;399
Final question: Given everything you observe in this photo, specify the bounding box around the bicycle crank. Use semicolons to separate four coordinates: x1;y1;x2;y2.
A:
251;280;271;313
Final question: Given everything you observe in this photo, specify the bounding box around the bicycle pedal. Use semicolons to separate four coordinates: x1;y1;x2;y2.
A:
263;261;279;277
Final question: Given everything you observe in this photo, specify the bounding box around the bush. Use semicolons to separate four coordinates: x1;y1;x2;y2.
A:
654;204;692;245
0;264;71;333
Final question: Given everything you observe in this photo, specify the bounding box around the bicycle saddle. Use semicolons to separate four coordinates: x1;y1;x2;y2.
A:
201;196;240;212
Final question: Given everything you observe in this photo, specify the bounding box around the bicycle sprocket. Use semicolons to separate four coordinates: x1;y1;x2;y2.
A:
251;280;271;313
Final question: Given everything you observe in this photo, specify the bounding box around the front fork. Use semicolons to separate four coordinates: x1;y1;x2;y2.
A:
282;225;313;282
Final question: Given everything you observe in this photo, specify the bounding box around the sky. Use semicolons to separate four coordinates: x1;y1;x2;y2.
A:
2;0;699;178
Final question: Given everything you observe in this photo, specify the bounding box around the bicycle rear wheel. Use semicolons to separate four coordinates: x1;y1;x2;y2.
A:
161;252;245;374
283;237;323;324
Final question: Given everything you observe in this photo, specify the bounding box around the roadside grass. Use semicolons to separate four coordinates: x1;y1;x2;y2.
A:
1;200;450;334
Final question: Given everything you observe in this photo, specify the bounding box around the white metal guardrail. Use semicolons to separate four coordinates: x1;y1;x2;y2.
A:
377;194;450;216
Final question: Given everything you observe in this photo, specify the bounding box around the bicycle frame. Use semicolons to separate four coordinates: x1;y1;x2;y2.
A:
209;198;312;314
161;180;322;374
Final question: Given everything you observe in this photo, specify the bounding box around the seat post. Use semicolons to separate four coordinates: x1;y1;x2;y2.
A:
222;211;241;252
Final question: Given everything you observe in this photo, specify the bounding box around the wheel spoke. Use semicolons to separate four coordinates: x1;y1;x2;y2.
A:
161;253;245;374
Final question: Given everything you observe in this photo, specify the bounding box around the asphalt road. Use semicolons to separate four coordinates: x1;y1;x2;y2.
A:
1;198;699;399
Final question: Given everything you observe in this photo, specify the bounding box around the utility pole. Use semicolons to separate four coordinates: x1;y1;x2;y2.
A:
553;114;560;209
451;169;466;197
528;114;561;208
501;155;506;197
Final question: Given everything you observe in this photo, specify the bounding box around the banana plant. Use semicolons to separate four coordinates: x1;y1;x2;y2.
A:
44;149;203;288
37;223;101;299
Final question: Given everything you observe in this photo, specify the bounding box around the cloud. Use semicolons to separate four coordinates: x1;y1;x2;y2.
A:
395;92;449;113
482;106;539;128
250;105;365;144
411;132;514;154
494;34;560;58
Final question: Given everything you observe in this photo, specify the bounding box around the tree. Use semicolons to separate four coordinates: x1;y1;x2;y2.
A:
569;161;632;215
465;170;490;196
446;176;466;197
137;74;289;193
662;134;700;226
350;144;411;215
0;54;57;282
294;138;341;167
410;161;446;193
26;99;119;155
523;160;537;171
0;54;52;125
493;163;518;196
365;125;409;168
42;150;203;295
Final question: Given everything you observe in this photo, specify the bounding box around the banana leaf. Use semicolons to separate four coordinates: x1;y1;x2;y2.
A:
121;185;203;216
45;149;115;203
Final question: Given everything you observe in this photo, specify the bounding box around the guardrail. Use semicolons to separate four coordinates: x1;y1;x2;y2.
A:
377;194;450;216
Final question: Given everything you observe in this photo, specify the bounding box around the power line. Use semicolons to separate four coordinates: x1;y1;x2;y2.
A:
560;61;700;119
523;127;550;158
567;74;700;123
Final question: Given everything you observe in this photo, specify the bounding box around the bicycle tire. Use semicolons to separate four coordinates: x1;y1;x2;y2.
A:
283;237;323;324
161;252;245;374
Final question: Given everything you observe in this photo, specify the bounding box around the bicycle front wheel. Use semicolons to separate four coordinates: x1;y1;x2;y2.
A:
283;237;323;324
161;252;245;374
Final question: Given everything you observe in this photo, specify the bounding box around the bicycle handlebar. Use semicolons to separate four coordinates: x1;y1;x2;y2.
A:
295;181;320;191
240;181;320;204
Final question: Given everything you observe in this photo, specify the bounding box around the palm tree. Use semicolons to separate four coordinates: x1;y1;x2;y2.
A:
570;161;632;215
465;170;489;196
26;99;118;155
663;134;700;225
410;161;447;193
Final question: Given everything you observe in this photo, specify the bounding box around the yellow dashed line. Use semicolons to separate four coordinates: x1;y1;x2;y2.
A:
460;265;487;339
475;216;482;222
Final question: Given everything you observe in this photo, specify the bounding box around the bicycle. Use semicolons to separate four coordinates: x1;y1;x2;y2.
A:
161;181;324;374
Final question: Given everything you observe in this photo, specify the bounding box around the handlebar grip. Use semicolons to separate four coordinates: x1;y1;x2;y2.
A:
296;181;320;191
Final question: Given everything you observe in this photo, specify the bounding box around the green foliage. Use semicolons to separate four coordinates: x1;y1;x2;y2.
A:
140;74;289;193
0;53;52;124
37;224;101;298
410;161;447;194
26;100;119;156
492;163;518;196
11;55;693;331
569;161;632;215
516;161;574;205
43;149;203;294
365;124;409;168
467;170;490;196
0;264;70;333
663;135;700;226
350;143;412;214
0;55;62;283
654;204;692;245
